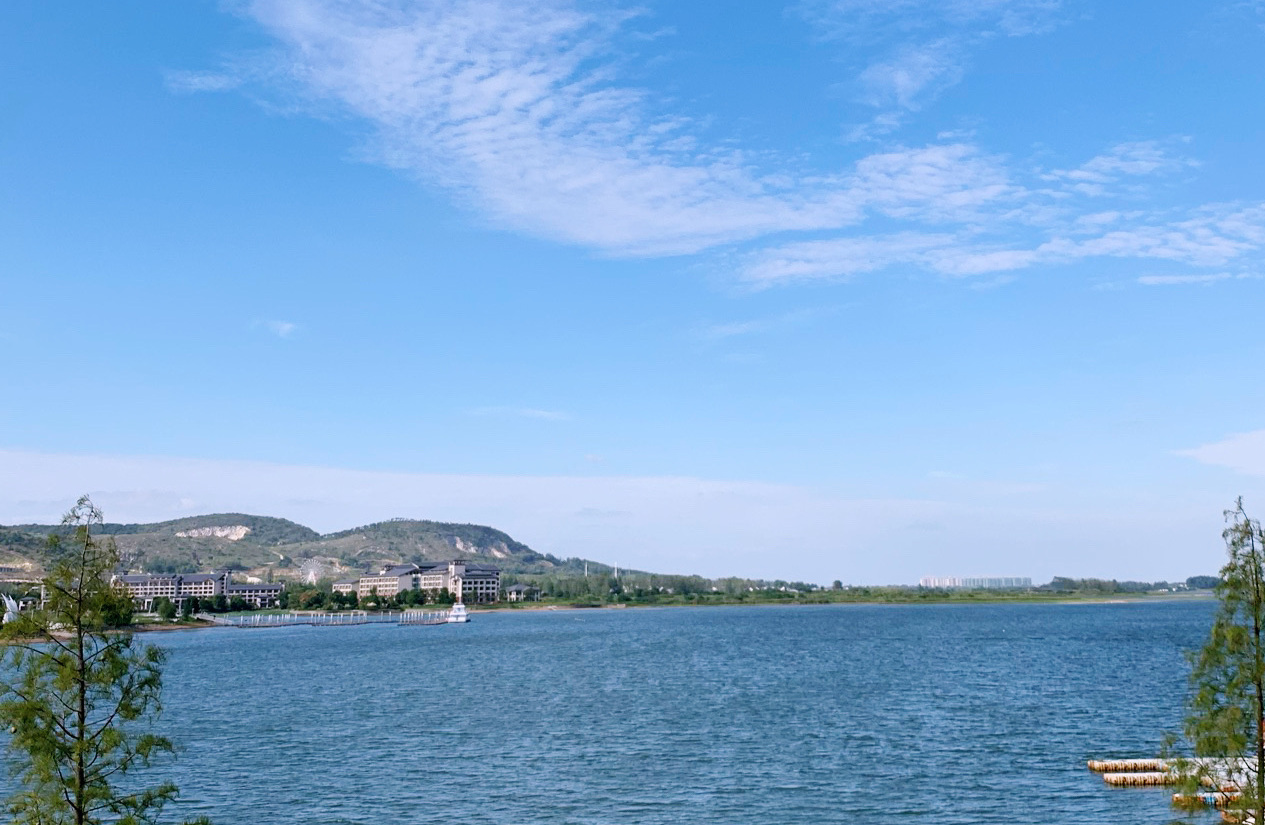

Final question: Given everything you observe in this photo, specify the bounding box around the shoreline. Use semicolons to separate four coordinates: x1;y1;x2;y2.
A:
471;591;1216;613
6;591;1207;638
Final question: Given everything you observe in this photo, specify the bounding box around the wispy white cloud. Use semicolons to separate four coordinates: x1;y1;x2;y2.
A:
805;0;1066;134
801;0;1065;41
253;319;298;337
0;448;1227;582
470;406;572;421
192;0;1032;257
1043;140;1197;196
741;232;955;283
856;39;963;112
696;305;838;340
1137;272;1232;286
164;69;243;93
743;203;1265;285
1177;430;1265;476
236;0;853;256
181;1;1265;289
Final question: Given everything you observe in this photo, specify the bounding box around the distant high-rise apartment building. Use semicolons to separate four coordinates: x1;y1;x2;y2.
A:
918;576;1032;589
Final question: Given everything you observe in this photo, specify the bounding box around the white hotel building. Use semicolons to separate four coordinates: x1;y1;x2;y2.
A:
111;571;284;610
333;560;501;604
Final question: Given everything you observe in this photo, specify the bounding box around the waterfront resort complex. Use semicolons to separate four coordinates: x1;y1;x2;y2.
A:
334;560;501;604
918;576;1033;589
111;571;284;610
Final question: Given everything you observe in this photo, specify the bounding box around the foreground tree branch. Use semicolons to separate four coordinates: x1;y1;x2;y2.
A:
0;496;209;825
1172;499;1265;824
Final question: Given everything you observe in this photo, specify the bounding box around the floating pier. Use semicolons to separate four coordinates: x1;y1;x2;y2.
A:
1089;754;1256;808
398;610;452;626
1101;771;1177;786
206;610;458;628
1174;791;1239;809
1221;811;1257;824
1088;758;1169;773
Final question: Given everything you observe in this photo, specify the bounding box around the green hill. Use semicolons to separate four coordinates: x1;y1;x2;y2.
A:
0;514;575;580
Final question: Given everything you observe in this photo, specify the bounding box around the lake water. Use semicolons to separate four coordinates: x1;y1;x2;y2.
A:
10;601;1225;824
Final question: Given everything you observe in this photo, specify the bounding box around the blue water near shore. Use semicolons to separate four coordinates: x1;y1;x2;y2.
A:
22;601;1229;823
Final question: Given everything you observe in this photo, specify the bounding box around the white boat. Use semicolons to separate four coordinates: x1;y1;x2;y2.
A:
1;594;18;626
447;603;469;623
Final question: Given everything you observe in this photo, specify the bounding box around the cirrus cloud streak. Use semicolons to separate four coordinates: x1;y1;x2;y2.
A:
191;1;1265;286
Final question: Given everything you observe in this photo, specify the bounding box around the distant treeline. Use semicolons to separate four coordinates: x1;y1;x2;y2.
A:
505;572;1223;599
500;572;822;601
1039;575;1219;593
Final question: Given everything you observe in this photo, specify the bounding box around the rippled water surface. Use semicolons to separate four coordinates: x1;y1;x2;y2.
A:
21;601;1229;823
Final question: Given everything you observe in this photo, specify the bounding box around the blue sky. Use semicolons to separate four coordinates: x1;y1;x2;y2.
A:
4;0;1265;583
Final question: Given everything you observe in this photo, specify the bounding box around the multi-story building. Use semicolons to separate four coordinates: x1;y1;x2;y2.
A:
353;565;418;600
346;560;501;603
226;581;285;608
505;584;540;602
111;571;284;610
918;576;1032;589
450;561;500;603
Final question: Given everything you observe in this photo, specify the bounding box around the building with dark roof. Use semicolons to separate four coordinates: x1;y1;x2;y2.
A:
505;584;540;602
111;571;284;610
227;582;284;608
346;560;501;603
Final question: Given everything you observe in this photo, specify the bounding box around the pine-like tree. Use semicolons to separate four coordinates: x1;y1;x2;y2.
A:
1175;498;1265;823
0;496;207;825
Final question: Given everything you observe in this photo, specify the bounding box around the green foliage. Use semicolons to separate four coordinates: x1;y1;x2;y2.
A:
0;529;48;562
296;589;326;610
1172;499;1265;823
0;496;207;825
1187;575;1222;590
328;590;359;610
143;559;198;575
1043;576;1175;593
13;514;320;546
154;598;178;622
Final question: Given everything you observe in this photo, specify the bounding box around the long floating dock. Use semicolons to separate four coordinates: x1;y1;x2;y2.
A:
205;610;455;628
1089;755;1255;801
1174;791;1239;809
1088;758;1169;773
1102;771;1176;787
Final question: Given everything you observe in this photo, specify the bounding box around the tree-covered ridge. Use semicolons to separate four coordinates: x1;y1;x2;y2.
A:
319;518;559;567
0;513;1225;592
0;529;47;565
0;513;582;579
11;513;321;545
